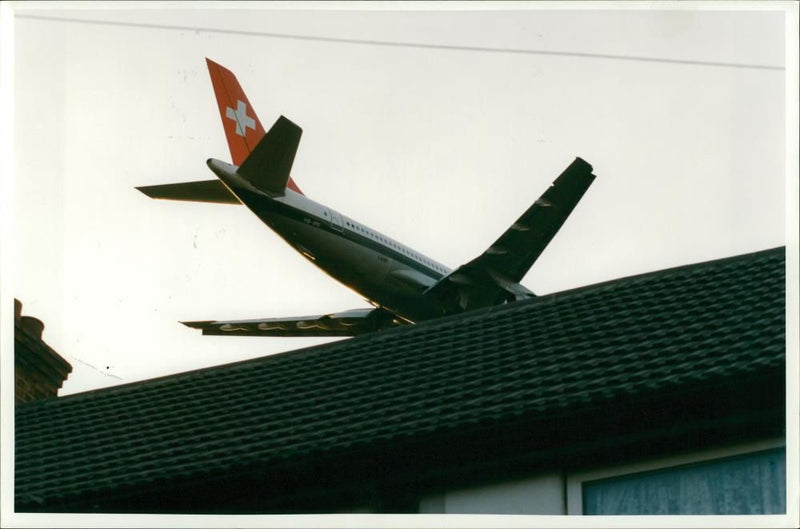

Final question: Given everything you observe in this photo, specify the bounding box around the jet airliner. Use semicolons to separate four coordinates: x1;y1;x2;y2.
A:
137;59;597;337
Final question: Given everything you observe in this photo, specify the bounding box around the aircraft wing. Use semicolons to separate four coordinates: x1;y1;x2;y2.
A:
466;157;596;282
182;308;405;337
136;179;241;204
423;157;596;312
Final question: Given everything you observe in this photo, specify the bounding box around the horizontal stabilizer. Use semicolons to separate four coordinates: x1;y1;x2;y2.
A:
182;308;403;338
136;179;241;204
237;116;302;195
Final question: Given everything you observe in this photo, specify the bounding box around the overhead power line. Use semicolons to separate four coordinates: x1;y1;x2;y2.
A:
17;14;785;72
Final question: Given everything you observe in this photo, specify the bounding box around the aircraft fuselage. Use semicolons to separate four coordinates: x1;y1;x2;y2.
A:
208;158;455;323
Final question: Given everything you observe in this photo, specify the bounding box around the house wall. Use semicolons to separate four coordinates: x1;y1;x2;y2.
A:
419;473;565;514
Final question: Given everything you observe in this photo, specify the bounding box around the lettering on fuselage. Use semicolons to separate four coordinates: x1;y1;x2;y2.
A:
303;216;322;229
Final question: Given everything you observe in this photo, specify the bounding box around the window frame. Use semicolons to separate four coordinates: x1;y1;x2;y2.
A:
565;438;786;515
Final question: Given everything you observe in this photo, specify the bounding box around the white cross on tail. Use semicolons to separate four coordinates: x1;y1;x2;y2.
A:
225;100;256;137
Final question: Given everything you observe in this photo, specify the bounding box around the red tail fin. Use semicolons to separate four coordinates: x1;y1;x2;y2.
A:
205;58;303;195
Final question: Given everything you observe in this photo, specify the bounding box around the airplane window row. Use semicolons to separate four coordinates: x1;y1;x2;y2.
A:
342;218;445;274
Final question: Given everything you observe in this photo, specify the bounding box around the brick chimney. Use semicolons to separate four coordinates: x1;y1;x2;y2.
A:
15;299;72;403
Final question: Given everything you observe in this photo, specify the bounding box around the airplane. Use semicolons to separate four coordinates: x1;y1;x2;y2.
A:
137;58;597;337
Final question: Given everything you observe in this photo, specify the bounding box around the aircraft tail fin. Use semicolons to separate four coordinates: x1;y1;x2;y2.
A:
237;116;302;196
206;58;303;194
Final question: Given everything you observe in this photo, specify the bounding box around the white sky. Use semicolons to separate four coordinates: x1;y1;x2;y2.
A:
3;2;794;399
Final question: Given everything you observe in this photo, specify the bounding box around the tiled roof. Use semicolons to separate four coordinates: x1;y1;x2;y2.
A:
15;247;785;510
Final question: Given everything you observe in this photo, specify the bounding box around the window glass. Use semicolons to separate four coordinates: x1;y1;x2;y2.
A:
583;447;786;515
